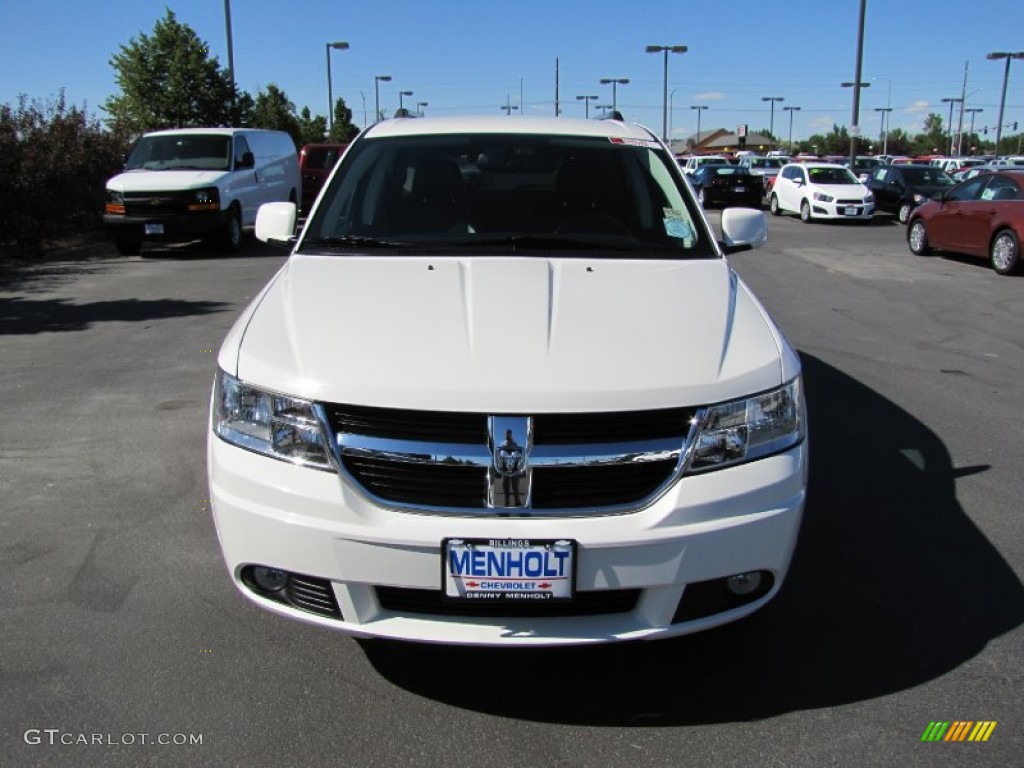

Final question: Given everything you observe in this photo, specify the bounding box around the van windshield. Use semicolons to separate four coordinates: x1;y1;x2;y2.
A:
301;133;714;258
125;134;232;171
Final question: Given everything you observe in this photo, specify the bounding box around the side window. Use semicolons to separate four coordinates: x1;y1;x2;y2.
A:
234;136;252;168
948;176;990;202
873;169;887;182
981;177;1020;201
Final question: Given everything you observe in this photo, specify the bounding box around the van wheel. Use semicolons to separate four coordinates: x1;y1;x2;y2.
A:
221;206;243;253
115;237;142;256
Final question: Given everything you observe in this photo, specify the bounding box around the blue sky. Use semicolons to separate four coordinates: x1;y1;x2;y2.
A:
2;0;1023;146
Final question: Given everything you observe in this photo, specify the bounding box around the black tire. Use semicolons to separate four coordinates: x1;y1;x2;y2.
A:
907;218;931;255
769;194;781;216
799;199;812;223
897;201;913;225
221;205;243;253
990;228;1020;275
114;237;142;256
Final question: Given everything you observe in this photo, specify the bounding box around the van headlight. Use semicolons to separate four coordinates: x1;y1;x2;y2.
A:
105;189;125;215
212;370;332;469
687;378;805;472
188;187;220;211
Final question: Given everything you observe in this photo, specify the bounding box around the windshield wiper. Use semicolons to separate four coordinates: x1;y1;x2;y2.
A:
468;235;634;251
302;235;411;250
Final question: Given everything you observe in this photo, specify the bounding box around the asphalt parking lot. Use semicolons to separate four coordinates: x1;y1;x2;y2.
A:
1;212;1022;767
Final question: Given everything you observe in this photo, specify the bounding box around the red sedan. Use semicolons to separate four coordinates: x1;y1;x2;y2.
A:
907;170;1024;275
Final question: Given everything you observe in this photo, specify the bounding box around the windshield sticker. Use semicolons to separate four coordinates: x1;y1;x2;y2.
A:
663;209;693;244
609;137;662;149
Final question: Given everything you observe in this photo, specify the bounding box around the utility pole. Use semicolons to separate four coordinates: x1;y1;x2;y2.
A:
555;58;560;116
956;60;969;156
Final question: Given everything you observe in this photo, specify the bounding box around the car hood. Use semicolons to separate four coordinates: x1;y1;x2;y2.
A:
811;182;870;198
107;169;229;192
226;254;794;412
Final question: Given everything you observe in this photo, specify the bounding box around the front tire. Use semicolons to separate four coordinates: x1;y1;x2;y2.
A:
897;201;913;224
908;219;931;255
698;188;709;208
769;194;781;216
799;199;812;223
221;206;243;253
990;229;1020;275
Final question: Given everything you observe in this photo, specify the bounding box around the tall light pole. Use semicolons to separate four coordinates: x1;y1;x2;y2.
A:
841;81;871;162
988;52;1024;155
417;101;428;116
599;77;629;112
325;41;350;133
941;97;963;155
690;105;708;149
846;0;868;167
874;107;892;155
645;45;688;142
761;96;784;152
374;75;391;121
783;105;801;152
576;94;598;119
223;1;235;110
965;108;983;152
398;90;413;114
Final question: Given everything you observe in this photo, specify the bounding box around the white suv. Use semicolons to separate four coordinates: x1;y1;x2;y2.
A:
210;116;807;646
770;162;874;222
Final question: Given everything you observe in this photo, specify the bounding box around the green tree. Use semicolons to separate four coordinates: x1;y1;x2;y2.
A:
297;107;328;146
914;113;947;155
329;97;360;142
251;84;301;145
104;9;247;133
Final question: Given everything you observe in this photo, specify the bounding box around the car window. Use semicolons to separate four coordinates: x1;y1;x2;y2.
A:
125;134;232;172
808;167;859;184
234;136;251;168
981;177;1021;201
303;133;714;258
947;176;990;202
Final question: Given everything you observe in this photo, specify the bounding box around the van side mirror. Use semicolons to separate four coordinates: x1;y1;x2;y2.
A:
238;151;255;170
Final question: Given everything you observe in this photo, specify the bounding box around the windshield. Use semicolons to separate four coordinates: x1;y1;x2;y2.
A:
301;133;713;258
750;158;784;169
808;167;860;185
125;134;232;171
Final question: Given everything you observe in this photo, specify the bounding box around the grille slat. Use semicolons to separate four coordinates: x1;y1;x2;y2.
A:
326;405;694;513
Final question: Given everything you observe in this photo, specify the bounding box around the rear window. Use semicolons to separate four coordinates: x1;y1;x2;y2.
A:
304;147;344;170
301;133;715;258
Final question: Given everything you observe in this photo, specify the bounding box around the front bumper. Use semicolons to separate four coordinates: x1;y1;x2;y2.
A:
103;211;229;241
809;201;874;220
208;432;807;646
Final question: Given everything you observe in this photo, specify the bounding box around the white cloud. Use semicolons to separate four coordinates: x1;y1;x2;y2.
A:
809;115;835;132
693;92;725;101
905;100;930;115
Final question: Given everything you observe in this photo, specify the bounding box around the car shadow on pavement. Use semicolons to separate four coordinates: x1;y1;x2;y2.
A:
362;352;1024;725
0;296;230;335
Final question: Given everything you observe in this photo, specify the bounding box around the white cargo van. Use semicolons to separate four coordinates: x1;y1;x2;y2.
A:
103;128;300;254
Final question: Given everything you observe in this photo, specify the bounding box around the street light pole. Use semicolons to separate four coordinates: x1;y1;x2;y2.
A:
599;77;629;112
874;107;892;154
374;75;392;122
223;0;235;110
988;52;1024;155
965;108;983;152
783;105;801;152
761;96;784;152
417;102;428;116
325;41;350;133
847;0;868;167
645;45;688;142
941;97;962;155
576;95;598;119
398;90;413;114
690;105;708;150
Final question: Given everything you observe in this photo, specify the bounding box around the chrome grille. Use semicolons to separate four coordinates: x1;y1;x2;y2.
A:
124;190;193;217
320;404;697;515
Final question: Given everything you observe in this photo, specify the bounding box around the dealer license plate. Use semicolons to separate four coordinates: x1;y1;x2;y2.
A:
844;206;858;216
144;223;164;235
734;186;746;193
443;538;575;602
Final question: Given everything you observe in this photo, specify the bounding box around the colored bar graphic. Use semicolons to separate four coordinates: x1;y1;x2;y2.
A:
921;721;996;742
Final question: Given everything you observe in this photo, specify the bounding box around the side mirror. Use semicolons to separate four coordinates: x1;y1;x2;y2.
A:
931;191;945;203
255;202;297;245
720;207;768;254
238;151;255;169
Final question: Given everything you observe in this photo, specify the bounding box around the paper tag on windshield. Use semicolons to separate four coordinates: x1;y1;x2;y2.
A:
663;209;693;244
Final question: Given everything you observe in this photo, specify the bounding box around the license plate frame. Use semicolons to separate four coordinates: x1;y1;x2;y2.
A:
144;223;165;235
844;206;858;216
442;538;576;603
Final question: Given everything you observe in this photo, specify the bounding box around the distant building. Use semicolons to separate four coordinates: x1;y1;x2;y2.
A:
671;128;777;156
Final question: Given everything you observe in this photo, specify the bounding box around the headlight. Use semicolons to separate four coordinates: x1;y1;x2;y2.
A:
687;378;805;473
212;370;332;469
863;192;874;203
188;187;220;211
912;193;925;204
105;189;125;214
813;192;834;203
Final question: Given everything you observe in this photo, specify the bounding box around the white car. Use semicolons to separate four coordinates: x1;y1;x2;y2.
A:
770;163;874;222
679;154;731;175
209;115;807;646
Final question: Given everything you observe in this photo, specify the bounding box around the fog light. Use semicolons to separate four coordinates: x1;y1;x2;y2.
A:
726;572;763;596
252;567;288;592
